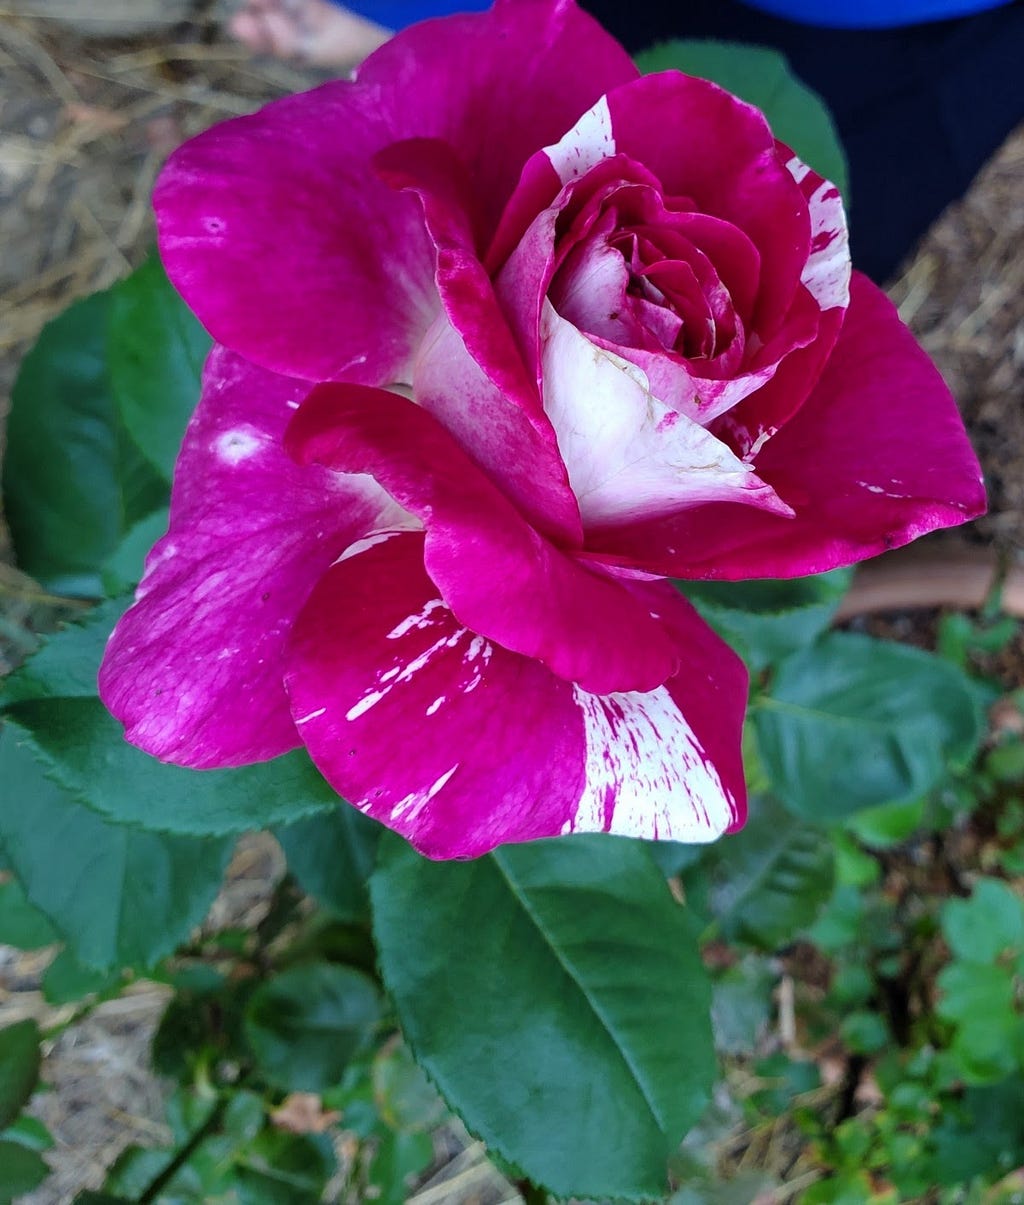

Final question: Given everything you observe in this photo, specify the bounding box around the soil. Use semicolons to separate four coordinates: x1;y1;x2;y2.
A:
0;3;1022;1202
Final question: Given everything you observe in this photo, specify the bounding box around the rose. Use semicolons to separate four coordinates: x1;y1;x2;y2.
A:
99;0;984;859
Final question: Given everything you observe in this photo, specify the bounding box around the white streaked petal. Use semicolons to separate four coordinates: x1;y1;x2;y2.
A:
786;154;850;312
567;685;737;842
543;94;615;186
540;303;791;527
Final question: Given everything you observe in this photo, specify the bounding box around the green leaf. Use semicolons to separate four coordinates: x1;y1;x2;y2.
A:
0;598;128;709
839;1011;889;1055
0;1140;49;1204
42;950;123;1005
3;701;339;836
371;832;715;1200
244;962;381;1092
0;1020;41;1130
365;1130;434;1205
677;570;852;674
3;290;167;596
0;874;59;950
152;967;253;1082
634;39;848;200
942;878;1024;965
1;1115;53;1154
926;1080;1024;1185
234;1129;335;1205
108;255;210;480
843;797;926;849
748;1053;821;1117
711;958;775;1055
371;1041;446;1134
754;633;987;823
704;796;834;950
275;808;380;922
936;962;1019;1083
1;601;338;835
0;729;231;971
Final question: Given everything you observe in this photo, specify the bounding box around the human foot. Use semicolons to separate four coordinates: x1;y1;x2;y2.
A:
230;0;390;67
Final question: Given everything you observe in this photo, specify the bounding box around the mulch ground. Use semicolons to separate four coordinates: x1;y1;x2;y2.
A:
0;4;1022;1202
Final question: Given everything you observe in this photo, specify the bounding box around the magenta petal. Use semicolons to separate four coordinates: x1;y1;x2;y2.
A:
285;533;745;858
99;348;405;767
155;84;439;384
285;531;584;859
377;137;581;543
156;0;636;384
414;317;582;544
286;384;678;695
358;0;638;241
590;273;986;579
603;73;810;331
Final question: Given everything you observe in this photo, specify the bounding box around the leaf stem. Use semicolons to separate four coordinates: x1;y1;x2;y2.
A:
136;1095;227;1204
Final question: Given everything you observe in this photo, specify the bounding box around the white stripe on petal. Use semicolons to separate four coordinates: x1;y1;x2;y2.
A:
786;154;850;312
569;685;736;842
543;94;615;185
540;304;791;527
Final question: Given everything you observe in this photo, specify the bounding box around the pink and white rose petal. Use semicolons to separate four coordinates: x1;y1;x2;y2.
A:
100;0;985;858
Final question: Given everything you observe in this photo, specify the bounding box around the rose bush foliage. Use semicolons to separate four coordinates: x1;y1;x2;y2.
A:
99;0;984;858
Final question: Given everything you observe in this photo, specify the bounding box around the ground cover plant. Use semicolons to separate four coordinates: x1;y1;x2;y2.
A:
1;4;1022;1202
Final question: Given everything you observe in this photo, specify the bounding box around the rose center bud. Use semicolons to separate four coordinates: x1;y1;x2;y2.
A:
547;191;745;382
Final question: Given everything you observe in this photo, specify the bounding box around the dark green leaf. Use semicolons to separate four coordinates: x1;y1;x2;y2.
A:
275;808;380;921
0;593;337;834
677;570;851;673
372;833;715;1200
0;729;231;970
634;40;848;200
108;255;210;480
42;950;123;1005
3;290;166;596
3;701;338;835
234;1129;335;1205
748;1053;821;1117
0;874;59;950
926;1080;1024;1185
754;633;986;823
152;969;252;1081
0;598;127;709
244;962;381;1092
711;958;775;1055
704;797;834;950
0;1020;41;1130
0;1140;49;1204
365;1130;433;1205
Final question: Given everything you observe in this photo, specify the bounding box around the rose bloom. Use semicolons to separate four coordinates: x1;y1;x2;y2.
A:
99;0;984;858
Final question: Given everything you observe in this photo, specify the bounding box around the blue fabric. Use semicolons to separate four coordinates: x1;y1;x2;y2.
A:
340;0;1012;28
343;0;489;27
740;0;1012;28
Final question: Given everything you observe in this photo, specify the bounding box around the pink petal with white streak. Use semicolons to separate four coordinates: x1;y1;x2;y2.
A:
285;533;745;858
99;347;406;767
286;383;677;695
540;305;792;528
